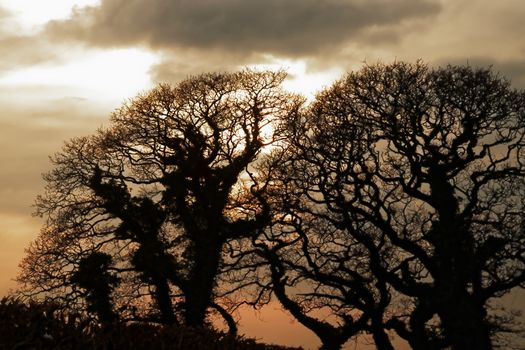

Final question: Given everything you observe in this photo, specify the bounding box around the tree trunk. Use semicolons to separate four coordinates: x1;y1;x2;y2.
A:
428;166;492;349
437;295;492;350
318;338;344;350
154;277;177;325
184;237;222;328
370;320;395;350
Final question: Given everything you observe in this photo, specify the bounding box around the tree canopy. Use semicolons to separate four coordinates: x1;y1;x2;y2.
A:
18;70;301;331
258;62;525;349
17;63;525;350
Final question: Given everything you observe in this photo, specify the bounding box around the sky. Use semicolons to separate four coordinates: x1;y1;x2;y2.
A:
0;0;524;348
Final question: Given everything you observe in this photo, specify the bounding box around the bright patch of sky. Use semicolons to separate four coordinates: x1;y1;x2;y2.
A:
0;0;158;105
249;57;341;98
1;0;100;32
0;48;158;103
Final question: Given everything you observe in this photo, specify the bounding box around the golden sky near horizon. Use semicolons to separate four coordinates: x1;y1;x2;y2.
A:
0;0;524;348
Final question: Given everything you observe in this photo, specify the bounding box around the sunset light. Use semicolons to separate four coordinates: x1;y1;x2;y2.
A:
0;1;524;349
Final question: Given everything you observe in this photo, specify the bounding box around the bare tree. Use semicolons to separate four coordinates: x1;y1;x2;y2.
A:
18;70;301;330
241;122;397;350
16;63;524;349
263;62;525;349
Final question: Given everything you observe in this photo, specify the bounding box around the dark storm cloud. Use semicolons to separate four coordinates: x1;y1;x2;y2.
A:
46;0;441;57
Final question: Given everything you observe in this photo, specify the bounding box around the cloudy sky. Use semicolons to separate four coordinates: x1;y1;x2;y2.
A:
0;0;524;348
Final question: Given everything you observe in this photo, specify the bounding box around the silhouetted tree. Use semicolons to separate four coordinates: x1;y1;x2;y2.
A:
18;70;301;331
16;63;525;350
70;251;119;323
267;62;525;349
239;92;399;350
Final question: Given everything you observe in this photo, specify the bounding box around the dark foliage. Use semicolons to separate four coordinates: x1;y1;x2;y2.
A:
0;298;302;350
70;252;119;323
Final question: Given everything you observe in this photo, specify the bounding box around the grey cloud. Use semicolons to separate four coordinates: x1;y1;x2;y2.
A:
481;60;525;90
149;49;272;83
0;5;81;75
0;9;80;75
46;0;441;57
436;57;525;89
0;35;60;73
